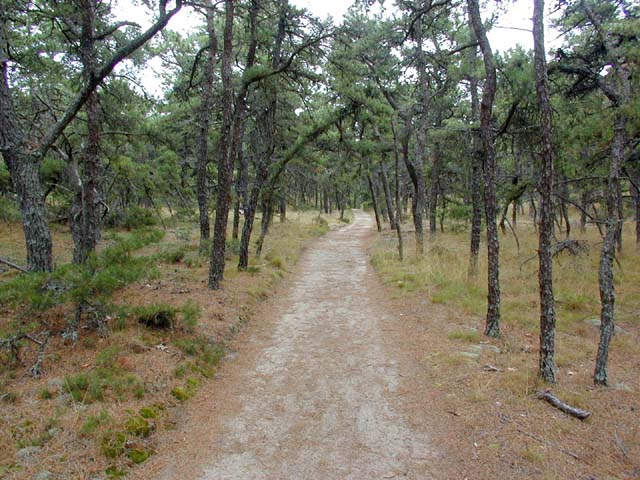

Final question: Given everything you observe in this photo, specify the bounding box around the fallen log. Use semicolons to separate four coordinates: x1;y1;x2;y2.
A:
537;390;591;420
0;256;28;273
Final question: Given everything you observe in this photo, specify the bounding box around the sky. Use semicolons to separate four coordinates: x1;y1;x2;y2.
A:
113;0;562;97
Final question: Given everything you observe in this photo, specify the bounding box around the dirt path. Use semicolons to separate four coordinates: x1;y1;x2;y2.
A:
132;211;439;479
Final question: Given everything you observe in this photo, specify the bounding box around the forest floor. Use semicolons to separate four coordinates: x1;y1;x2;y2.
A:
0;210;341;479
370;213;640;479
2;210;639;479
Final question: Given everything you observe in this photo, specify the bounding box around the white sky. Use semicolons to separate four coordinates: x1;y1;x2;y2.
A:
113;0;562;97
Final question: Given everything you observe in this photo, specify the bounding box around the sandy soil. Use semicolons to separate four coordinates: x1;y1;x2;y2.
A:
130;211;442;479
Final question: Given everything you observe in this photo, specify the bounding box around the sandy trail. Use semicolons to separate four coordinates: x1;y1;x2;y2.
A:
133;211;437;479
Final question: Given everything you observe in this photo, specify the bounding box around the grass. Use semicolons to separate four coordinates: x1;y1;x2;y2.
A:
0;207;343;477
372;216;640;340
370;210;640;479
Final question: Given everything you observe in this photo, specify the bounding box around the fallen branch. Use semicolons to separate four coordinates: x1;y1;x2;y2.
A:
551;239;588;257
0;256;28;273
537;390;591;420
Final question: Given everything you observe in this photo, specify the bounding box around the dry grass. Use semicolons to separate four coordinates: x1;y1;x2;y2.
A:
371;211;640;479
0;209;342;479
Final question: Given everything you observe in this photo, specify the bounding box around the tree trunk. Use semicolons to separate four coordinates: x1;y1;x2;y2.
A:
379;161;396;230
0;8;52;272
468;0;500;337
630;177;640;246
196;1;217;251
255;197;272;258
468;52;483;278
232;120;248;241
534;0;557;383
429;141;442;237
70;0;105;265
368;174;382;232
594;112;625;386
208;0;235;290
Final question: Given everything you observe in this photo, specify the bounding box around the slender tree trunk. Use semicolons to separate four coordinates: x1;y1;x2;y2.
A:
534;0;557;383
232;120;248;240
238;163;268;270
468;0;500;337
196;1;217;251
279;195;286;223
391;121;404;261
208;0;235;290
379;161;396;229
468;60;483;278
594;112;625;385
414;12;430;254
630;177;640;246
72;0;103;265
429;141;441;237
580;0;631;386
255;197;272;258
368;174;382;232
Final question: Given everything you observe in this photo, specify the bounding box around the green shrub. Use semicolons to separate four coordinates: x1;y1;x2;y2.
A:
125;415;153;437
101;431;127;458
135;304;177;329
0;196;20;223
157;246;186;264
127;448;151;464
180;301;200;332
64;367;144;404
81;411;111;436
105;206;158;230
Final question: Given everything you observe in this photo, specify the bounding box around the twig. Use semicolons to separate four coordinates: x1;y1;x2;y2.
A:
0;256;28;273
516;427;580;460
614;428;629;460
537;390;592;420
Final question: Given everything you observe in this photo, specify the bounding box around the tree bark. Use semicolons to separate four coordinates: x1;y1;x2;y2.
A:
468;0;500;337
71;0;103;265
467;42;483;278
0;6;52;272
208;0;235;290
580;0;631;386
630;177;640;246
379;161;396;230
196;1;218;251
368;174;382;232
534;0;557;383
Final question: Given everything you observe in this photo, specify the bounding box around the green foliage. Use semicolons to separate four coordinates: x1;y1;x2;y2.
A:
127;447;151;464
0;196;20;222
101;431;127;458
63;358;144;404
124;414;153;437
0;228;163;312
134;304;177;329
81;411;111;436
171;376;200;401
180;301;200;332
105;206;159;230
